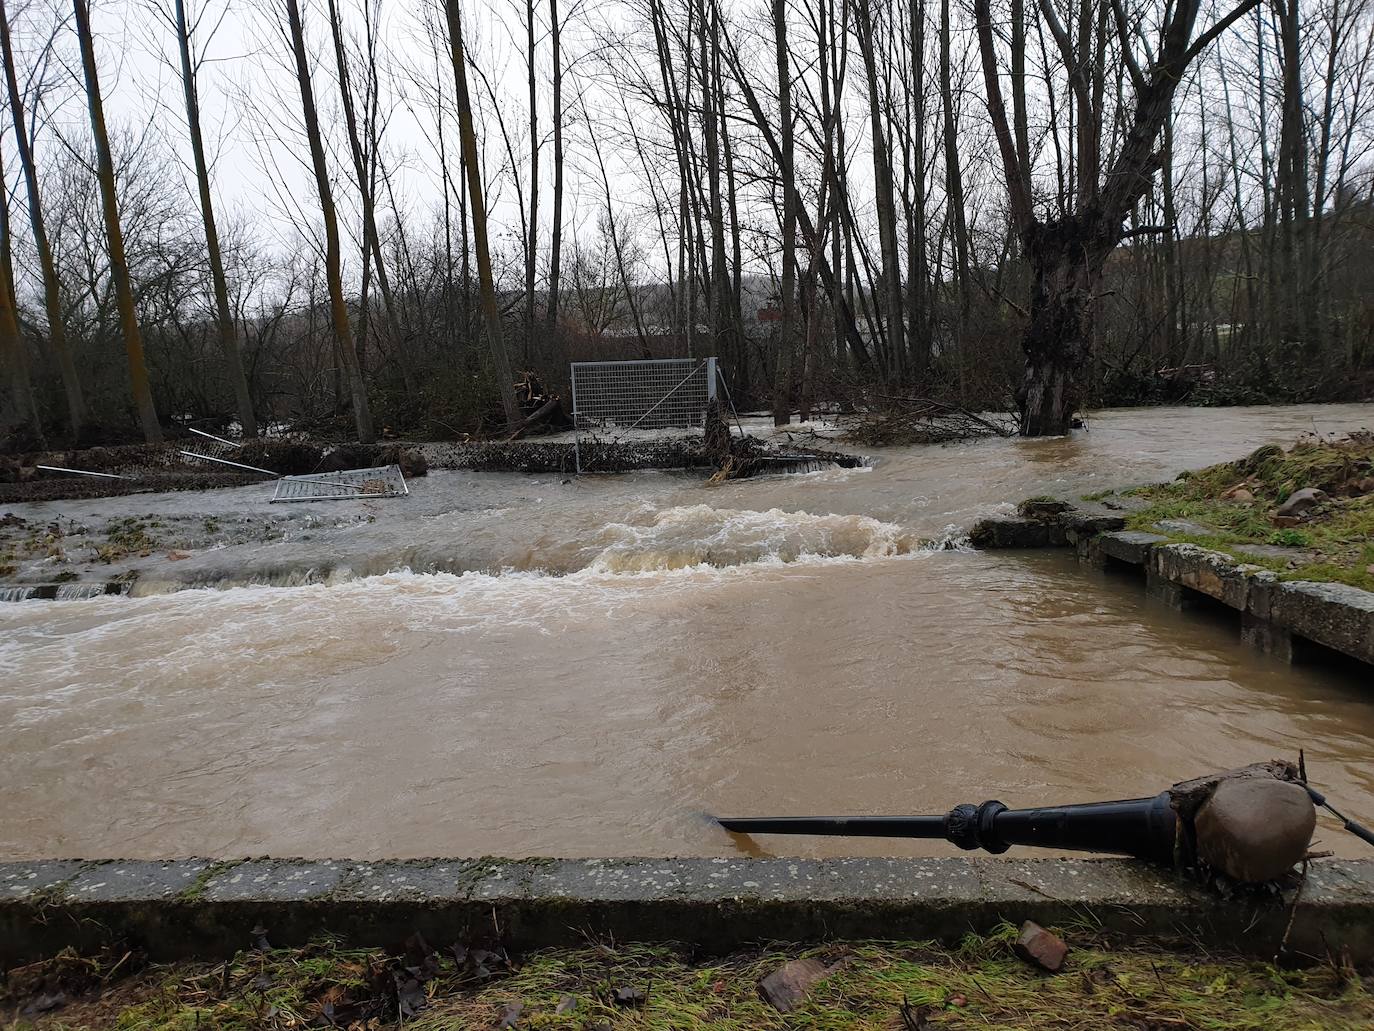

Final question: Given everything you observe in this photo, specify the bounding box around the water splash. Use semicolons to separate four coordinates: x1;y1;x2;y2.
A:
582;505;917;573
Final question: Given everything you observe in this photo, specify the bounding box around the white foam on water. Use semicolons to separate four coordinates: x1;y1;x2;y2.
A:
0;504;966;707
582;504;918;573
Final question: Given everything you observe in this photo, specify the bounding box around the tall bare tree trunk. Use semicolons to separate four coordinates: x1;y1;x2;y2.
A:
544;0;563;344
772;0;795;425
938;0;969;324
0;143;40;445
73;0;161;443
699;0;729;360
1274;0;1316;351
903;0;930;374
854;0;904;377
324;0;413;398
445;0;519;426
173;0;256;438
284;0;374;442
524;0;539;363
0;0;84;440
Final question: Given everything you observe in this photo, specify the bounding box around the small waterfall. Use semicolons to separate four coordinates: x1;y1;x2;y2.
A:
55;583;107;601
0;585;39;602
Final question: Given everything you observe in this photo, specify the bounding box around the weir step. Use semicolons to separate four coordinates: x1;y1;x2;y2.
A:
4;857;1374;965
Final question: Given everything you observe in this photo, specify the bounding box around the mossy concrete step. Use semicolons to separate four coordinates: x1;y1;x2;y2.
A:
4;856;1373;965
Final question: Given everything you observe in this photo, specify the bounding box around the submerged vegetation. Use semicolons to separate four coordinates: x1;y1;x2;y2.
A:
4;926;1373;1030
1121;434;1374;591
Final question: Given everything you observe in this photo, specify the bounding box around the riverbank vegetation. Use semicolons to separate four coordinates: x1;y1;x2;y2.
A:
1116;434;1374;591
4;925;1373;1029
2;0;1372;451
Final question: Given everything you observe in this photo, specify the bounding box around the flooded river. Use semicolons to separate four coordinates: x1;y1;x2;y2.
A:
3;403;1373;861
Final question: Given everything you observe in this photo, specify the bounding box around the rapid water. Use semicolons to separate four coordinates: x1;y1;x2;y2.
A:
2;404;1373;861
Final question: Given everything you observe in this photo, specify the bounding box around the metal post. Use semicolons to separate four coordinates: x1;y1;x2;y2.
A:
706;356;718;403
571;364;582;474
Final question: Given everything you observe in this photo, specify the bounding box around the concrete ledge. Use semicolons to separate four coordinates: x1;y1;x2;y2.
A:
1151;543;1267;611
1270;581;1374;665
968;517;1065;548
4;857;1373;965
1098;530;1169;566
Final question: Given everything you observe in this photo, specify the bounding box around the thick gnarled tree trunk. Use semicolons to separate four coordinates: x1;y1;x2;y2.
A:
1017;229;1099;436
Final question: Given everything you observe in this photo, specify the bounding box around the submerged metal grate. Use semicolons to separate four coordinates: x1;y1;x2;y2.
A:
270;464;408;503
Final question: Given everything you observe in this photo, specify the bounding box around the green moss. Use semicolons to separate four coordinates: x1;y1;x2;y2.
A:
1116;436;1374;591
8;930;1372;1031
175;862;235;903
96;519;160;564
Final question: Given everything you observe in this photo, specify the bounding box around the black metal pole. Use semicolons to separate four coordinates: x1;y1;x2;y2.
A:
716;815;947;838
716;792;1177;862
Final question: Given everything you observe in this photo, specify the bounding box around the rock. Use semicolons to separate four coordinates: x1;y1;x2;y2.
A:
1224;486;1255;503
1017;498;1071;518
1270;514;1303;528
611;987;646;1008
969;517;1062;549
1193;778;1315;883
758;958;831;1012
555;995;576;1014
1014;921;1068;973
1274;487;1327;519
497;1002;522;1027
398;449;428;478
381;446;428;478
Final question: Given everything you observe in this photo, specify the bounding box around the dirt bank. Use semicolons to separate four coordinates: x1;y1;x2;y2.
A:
4;925;1370;1030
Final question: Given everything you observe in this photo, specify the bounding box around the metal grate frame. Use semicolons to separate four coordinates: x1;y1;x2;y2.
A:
270;464;409;503
570;357;718;473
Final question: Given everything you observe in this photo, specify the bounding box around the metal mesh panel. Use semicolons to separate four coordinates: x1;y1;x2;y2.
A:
571;358;718;473
271;465;408;503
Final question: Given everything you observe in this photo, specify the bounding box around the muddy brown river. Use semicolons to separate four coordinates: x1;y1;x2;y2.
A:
3;404;1373;861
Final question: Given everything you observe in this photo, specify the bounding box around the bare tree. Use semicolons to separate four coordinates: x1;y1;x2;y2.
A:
153;0;259;436
0;0;85;439
282;0;374;442
771;0;795;423
544;0;564;343
975;0;1263;435
0;139;41;444
444;0;519;425
73;0;162;442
